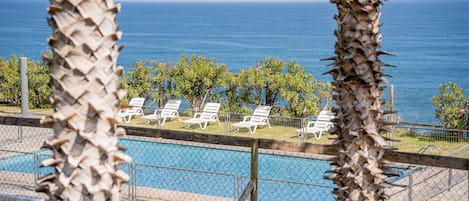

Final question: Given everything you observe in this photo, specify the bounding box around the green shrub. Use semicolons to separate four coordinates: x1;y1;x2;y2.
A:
119;55;330;118
432;82;469;129
0;55;51;108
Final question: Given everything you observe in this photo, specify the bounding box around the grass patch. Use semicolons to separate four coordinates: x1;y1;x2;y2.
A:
392;128;467;156
0;105;52;115
1;105;467;156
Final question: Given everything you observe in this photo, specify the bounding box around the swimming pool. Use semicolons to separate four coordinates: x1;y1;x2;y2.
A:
0;138;336;200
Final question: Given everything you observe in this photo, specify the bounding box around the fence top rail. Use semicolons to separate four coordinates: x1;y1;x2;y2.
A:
256;176;335;189
397;124;469;133
0;148;36;155
2;115;469;170
134;163;238;178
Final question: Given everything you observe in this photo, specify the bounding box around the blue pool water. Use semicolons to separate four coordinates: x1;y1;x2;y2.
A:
0;139;335;200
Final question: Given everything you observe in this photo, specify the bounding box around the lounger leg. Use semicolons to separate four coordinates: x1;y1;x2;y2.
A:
250;126;257;134
201;122;208;129
315;131;323;140
297;131;304;142
267;119;271;129
158;118;167;126
126;115;132;123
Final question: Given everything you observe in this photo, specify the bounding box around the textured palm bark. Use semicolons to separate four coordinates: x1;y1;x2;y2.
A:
326;0;394;200
37;0;131;200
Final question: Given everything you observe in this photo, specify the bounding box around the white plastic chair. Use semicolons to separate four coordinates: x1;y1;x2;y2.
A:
297;110;336;140
182;103;221;129
142;99;182;126
232;105;272;134
118;98;145;123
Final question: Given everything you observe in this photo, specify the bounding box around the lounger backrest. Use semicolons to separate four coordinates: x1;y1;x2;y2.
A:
128;98;145;108
199;103;221;120
161;99;182;116
250;105;271;123
125;98;145;113
314;110;336;129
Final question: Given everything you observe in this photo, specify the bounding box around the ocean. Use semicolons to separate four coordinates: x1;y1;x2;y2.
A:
0;0;468;124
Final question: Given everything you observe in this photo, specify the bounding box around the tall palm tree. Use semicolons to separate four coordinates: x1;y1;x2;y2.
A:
326;0;394;200
37;0;131;200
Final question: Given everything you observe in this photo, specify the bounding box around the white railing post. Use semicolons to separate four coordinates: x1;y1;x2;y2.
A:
19;57;29;116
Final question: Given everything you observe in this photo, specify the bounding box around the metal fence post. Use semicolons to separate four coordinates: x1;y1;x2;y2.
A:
128;163;132;201
225;113;230;135
233;175;237;201
467;164;469;201
131;163;136;201
448;169;452;191
17;125;23;143
251;139;259;201
34;153;39;189
408;169;413;201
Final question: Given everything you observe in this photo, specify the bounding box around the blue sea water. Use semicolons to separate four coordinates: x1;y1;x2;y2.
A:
0;0;468;123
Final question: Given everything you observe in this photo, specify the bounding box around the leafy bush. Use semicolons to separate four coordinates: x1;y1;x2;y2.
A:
172;55;226;112
432;82;469;129
120;61;153;103
119;55;331;118
0;55;51;108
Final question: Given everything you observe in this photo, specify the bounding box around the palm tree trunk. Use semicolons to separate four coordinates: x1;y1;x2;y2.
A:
327;0;393;200
37;0;131;200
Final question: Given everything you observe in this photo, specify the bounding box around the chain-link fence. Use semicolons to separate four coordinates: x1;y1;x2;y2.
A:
1;115;469;201
386;163;468;201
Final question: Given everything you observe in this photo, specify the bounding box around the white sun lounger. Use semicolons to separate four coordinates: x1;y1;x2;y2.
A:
297;110;336;140
232;105;272;134
118;97;145;123
142;99;182;126
183;103;221;129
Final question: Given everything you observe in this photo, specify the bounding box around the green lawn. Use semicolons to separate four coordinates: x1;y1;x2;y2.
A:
1;105;467;157
128;116;468;156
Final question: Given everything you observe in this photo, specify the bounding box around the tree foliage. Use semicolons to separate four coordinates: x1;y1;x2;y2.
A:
152;61;176;106
172;55;226;112
0;55;51;108
0;54;329;117
119;56;329;117
120;61;153;103
432;82;469;129
280;61;324;117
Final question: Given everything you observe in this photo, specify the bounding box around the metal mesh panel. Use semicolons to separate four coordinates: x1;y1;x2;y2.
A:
0;118;468;201
131;164;237;201
386;164;468;201
257;177;335;201
0;150;45;200
0;124;22;145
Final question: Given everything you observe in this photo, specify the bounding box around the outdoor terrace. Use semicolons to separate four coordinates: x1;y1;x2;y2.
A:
1;106;469;200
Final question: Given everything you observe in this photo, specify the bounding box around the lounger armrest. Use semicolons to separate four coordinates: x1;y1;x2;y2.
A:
307;121;315;128
193;112;202;118
209;113;218;120
243;115;253;122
